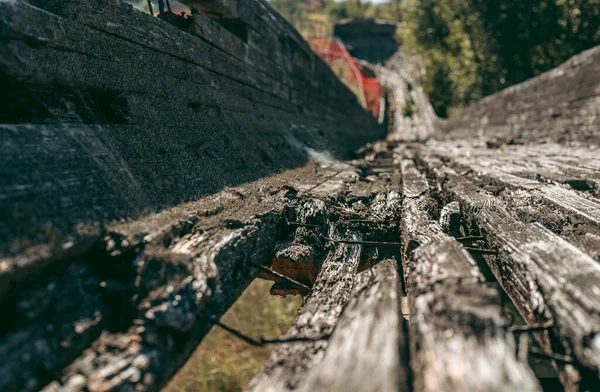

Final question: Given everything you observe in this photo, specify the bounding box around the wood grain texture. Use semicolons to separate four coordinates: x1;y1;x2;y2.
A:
427;141;600;227
410;240;540;392
379;50;440;142
0;163;345;392
440;46;600;144
423;140;600;261
400;154;539;392
245;232;363;392
422;157;600;391
298;259;408;392
0;3;382;387
0;0;383;262
2;0;599;390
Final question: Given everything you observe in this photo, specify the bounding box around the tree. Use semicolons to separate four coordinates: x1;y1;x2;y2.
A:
399;0;600;117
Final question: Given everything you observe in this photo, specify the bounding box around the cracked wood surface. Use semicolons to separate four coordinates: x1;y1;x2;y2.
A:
245;231;364;392
0;0;383;264
400;155;539;392
2;0;600;390
418;152;600;391
423;140;600;262
297;259;408;392
247;158;404;391
0;163;349;392
426;141;600;226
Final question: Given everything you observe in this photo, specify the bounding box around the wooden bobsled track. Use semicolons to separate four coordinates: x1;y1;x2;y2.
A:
0;0;599;391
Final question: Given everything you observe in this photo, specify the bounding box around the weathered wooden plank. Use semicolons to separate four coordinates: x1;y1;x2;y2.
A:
426;141;600;193
187;9;290;88
427;141;600;227
245;233;363;392
245;167;405;388
379;52;439;142
423;158;600;391
0;0;383;264
410;240;540;392
400;155;539;392
0;162;344;392
1;217;277;392
20;0;290;101
297;259;409;392
58;219;278;392
400;158;446;248
494;187;600;262
419;141;600;259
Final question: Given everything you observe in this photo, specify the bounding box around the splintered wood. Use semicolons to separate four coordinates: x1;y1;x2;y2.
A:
412;141;600;392
246;138;600;392
9;136;600;392
246;233;364;392
400;155;538;392
298;259;407;392
1;0;599;390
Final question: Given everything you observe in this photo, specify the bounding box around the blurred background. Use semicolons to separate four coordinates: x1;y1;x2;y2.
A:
270;0;599;117
163;280;302;392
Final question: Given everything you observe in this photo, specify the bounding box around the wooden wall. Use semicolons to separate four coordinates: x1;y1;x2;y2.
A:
0;0;383;260
441;46;600;144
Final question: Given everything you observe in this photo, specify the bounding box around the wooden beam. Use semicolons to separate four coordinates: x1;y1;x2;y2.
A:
422;156;600;391
298;259;409;392
0;0;382;268
427;141;600;226
400;155;539;392
0;163;344;392
246;232;364;391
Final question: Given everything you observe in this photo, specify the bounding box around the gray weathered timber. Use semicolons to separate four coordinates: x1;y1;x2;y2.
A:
0;0;383;263
427;141;600;227
0;163;346;392
269;198;330;296
58;222;271;391
244;166;407;391
400;155;539;392
423;158;600;391
425;141;600;196
423;140;600;261
440;46;600;144
399;158;446;248
297;259;409;392
245;233;363;392
399;155;445;287
379;50;439;142
0;3;382;387
2;0;600;389
411;240;540;392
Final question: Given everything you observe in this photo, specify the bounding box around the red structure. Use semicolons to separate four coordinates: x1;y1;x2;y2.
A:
307;38;382;118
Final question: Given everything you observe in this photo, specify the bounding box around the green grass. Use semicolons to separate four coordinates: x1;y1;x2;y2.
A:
163;279;302;392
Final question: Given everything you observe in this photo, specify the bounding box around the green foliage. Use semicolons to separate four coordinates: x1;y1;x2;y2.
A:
268;0;599;117
267;0;401;30
325;0;400;23
402;99;416;118
399;0;600;117
269;0;306;25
